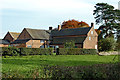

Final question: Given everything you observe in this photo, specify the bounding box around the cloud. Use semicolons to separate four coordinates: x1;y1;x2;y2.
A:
1;0;93;12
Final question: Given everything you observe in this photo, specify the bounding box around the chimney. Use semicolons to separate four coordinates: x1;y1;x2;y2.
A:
58;25;61;30
91;23;94;27
49;27;52;30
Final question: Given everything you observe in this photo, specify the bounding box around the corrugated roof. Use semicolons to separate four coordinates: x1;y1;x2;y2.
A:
51;27;91;37
0;39;10;44
25;28;51;40
11;39;30;44
9;32;20;39
51;36;86;44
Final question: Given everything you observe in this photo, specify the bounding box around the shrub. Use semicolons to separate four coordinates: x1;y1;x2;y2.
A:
44;63;120;79
2;47;54;56
98;38;116;51
64;40;75;48
59;48;97;55
2;47;20;57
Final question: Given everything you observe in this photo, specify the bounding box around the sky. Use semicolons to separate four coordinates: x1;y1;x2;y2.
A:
0;0;119;38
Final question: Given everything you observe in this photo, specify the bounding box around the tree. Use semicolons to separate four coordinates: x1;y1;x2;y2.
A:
98;38;116;51
64;40;75;48
61;19;89;29
93;3;120;38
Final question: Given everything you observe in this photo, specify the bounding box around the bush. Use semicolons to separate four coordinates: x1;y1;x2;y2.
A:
1;47;54;56
44;63;120;79
2;47;20;57
98;38;116;51
64;40;75;48
59;48;97;55
20;48;54;55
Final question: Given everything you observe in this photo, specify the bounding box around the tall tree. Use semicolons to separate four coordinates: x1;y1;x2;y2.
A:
93;3;120;39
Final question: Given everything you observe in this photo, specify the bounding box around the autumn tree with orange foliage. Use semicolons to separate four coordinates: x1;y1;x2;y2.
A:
61;19;89;29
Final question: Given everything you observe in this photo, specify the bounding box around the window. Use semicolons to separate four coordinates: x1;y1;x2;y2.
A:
55;46;59;48
40;40;44;43
95;45;97;49
27;45;32;48
89;37;91;40
40;45;44;48
91;31;93;34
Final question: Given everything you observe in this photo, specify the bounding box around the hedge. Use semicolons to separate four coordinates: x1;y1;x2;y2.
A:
43;63;120;79
1;47;98;56
1;47;54;56
59;48;98;55
1;47;20;56
20;48;53;55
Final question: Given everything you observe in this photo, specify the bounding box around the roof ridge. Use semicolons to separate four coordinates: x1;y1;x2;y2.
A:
25;28;47;31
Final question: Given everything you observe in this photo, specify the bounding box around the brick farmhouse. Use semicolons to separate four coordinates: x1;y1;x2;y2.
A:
51;23;98;49
11;28;51;48
1;23;98;49
0;32;20;47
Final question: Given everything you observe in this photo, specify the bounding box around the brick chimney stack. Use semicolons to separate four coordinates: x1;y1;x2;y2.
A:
49;27;52;30
91;23;94;28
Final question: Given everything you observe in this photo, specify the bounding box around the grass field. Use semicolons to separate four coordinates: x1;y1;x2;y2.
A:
2;55;119;78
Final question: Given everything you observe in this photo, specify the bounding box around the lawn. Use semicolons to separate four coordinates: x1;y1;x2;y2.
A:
2;55;119;78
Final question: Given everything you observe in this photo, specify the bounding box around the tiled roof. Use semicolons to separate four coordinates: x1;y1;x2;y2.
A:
0;39;10;44
25;28;51;40
51;27;91;37
9;32;20;39
11;39;30;44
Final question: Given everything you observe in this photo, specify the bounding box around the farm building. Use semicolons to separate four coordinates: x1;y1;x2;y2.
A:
3;32;20;43
51;23;98;49
11;28;51;48
0;39;10;47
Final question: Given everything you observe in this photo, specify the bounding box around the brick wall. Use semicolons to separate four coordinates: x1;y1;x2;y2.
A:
0;44;8;47
18;28;32;39
83;27;98;49
4;32;14;42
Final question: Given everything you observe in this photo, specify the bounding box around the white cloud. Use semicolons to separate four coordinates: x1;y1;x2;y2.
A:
1;0;93;12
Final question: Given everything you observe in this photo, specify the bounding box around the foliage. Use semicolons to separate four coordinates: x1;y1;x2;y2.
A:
61;19;89;29
1;47;20;57
93;3;120;38
1;47;54;57
59;48;97;55
64;40;75;48
98;38;116;51
2;55;119;78
116;36;120;51
45;63;120;79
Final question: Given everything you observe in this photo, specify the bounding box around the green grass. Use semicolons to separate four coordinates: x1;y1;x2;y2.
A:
2;55;119;78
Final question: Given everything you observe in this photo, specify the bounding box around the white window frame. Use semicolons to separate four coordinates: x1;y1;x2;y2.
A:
40;45;44;48
40;40;44;43
91;31;93;34
27;45;32;48
95;45;97;49
89;37;91;40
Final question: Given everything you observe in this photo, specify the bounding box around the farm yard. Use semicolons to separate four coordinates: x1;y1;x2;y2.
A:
2;55;119;79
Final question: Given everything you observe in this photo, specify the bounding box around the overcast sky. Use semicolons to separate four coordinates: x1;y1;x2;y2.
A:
0;0;119;38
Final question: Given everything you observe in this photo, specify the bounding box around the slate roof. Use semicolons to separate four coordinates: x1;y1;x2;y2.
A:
25;28;51;40
51;27;91;44
51;27;91;37
11;39;30;44
51;36;87;44
9;32;20;39
0;39;10;44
